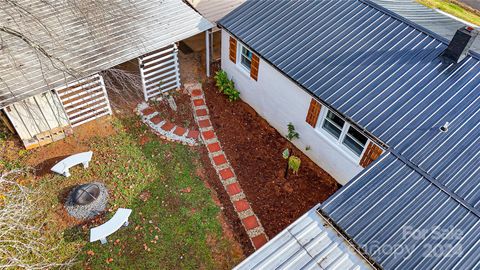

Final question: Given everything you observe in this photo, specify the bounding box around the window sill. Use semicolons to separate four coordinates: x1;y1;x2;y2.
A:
236;63;251;78
313;128;362;166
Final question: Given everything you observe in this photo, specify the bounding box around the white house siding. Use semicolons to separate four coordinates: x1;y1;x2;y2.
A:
220;30;363;185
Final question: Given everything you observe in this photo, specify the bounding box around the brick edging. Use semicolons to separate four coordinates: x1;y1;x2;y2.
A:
185;83;269;250
136;102;200;146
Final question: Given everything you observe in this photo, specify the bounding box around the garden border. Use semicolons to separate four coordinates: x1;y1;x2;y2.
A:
185;83;269;250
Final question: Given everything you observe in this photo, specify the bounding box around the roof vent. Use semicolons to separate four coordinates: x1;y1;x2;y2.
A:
442;26;478;63
440;122;450;133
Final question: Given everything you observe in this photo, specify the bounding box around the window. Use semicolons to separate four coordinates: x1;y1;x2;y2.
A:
343;126;368;156
320;109;368;157
240;46;253;71
322;110;345;139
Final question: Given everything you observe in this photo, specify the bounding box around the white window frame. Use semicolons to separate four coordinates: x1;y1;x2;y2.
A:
237;43;253;74
316;107;369;161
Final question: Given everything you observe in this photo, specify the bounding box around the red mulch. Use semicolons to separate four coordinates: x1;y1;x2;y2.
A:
203;79;340;238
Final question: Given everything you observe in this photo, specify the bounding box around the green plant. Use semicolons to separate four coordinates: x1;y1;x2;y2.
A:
214;70;240;102
288;156;301;175
283;123;301;179
286;123;299;141
282;148;301;177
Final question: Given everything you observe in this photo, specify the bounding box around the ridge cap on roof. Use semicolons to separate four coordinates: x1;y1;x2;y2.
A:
361;0;480;60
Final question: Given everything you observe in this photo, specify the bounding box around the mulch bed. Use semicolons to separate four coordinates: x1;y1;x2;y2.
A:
203;79;340;238
150;91;197;130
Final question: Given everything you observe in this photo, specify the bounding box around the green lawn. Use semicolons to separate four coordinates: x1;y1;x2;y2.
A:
417;0;480;25
2;117;242;269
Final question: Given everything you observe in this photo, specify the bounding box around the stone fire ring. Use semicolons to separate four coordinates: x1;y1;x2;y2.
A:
65;182;108;220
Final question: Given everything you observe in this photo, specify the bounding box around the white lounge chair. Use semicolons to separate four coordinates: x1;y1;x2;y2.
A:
51;151;93;177
90;208;132;244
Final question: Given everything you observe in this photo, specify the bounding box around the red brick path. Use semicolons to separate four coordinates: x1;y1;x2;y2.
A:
187;83;268;250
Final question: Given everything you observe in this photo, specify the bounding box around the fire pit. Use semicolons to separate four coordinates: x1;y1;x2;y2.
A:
65;182;108;220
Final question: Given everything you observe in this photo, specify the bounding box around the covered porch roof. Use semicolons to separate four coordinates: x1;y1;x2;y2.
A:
0;0;213;108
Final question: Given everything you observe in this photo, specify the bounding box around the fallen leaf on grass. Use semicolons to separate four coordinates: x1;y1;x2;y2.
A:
181;187;191;193
86;250;95;256
106;258;113;264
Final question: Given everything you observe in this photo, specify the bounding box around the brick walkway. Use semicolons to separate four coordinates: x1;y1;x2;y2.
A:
185;83;268;250
137;102;200;146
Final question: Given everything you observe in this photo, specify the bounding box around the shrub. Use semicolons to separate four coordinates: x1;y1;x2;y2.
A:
214;70;240;102
286;123;299;141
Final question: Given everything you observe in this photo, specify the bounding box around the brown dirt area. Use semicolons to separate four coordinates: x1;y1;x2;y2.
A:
25;116;116;178
149;91;197;130
203;78;340;237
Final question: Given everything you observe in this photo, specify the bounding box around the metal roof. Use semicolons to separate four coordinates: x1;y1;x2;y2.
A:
0;0;213;108
220;0;480;268
187;0;245;25
370;0;480;52
234;204;374;270
320;153;480;269
219;0;480;210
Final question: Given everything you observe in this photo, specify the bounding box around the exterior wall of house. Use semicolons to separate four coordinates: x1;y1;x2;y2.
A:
220;30;364;185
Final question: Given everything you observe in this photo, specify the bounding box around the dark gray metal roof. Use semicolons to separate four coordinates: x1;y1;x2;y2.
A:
321;153;480;269
220;0;480;268
370;0;480;52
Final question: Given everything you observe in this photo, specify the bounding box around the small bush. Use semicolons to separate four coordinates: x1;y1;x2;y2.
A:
214;70;240;102
286;123;299;141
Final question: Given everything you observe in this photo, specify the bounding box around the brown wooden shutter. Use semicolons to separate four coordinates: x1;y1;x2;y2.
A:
306;98;322;127
250;53;260;80
360;142;383;168
229;37;237;63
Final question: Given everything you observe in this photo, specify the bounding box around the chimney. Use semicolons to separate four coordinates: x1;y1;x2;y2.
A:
442;26;478;63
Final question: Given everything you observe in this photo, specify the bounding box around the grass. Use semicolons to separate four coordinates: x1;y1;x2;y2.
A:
8;117;242;269
417;0;480;25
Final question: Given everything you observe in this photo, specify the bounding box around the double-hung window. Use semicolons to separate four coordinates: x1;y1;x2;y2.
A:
320;109;368;157
240;45;253;71
322;110;345;139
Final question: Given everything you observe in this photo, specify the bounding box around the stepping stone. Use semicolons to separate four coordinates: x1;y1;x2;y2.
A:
192;89;202;97
242;216;260;230
213;154;227;166
151;115;162;125
161;121;175;131
196;109;208;117
251;234;268;249
226;182;242;196
234;199;250;212
207;142;221;153
187;130;200;139
202;130;215;140
173;126;187;136
198;119;211;128
193;99;205;106
219;168;234;180
142;107;156;116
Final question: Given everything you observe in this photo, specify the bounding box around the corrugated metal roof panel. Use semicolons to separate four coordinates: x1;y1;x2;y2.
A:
234;204;374;270
187;0;245;24
219;0;480;211
320;153;480;269
370;0;480;51
220;1;480;268
0;0;213;107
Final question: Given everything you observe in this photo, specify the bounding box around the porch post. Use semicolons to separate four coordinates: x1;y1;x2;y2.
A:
205;30;211;77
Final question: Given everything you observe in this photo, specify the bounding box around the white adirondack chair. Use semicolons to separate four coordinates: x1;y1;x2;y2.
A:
90;208;132;244
51;151;93;177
